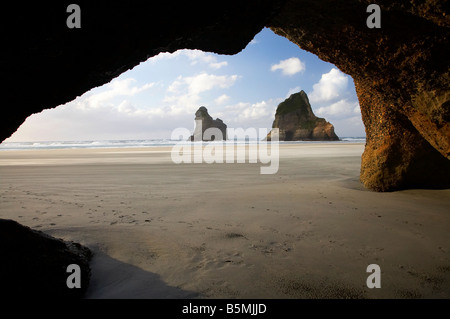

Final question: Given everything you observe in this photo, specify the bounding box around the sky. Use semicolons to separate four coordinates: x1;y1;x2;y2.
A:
5;28;365;142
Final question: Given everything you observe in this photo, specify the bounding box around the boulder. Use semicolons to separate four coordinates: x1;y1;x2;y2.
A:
0;219;92;298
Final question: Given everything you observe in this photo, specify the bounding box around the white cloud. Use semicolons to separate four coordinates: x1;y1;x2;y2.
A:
218;98;281;130
163;73;239;117
167;76;185;94
209;61;228;69
286;86;301;98
110;78;154;96
162;94;201;114
147;51;179;63
214;94;230;105
240;101;273;120
7;96;199;141
271;57;305;76
149;49;228;69
81;78;155;109
316;99;360;117
329;116;365;137
167;73;238;96
313;98;363;137
308;68;348;103
186;73;238;95
117;100;136;113
306;68;363;136
182;50;215;64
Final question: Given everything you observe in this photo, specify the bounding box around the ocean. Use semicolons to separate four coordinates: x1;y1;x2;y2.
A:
0;137;366;151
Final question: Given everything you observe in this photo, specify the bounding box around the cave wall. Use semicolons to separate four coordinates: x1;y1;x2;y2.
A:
1;0;448;191
0;0;284;142
268;0;449;190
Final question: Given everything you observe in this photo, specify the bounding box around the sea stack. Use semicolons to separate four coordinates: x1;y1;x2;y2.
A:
190;106;227;141
266;90;339;141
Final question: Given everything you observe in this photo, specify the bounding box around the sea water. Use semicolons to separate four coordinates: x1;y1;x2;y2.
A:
0;137;366;151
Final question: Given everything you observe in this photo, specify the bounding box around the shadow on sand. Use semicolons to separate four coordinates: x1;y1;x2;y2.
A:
85;251;199;299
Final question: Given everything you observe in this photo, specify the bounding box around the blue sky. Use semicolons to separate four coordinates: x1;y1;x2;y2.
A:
6;28;365;142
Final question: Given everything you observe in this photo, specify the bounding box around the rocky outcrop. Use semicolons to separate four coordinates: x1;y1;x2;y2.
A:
190;106;227;141
266;91;339;141
0;219;92;298
0;1;449;191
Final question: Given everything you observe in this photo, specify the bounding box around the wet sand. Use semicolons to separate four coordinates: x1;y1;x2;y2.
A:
0;143;449;298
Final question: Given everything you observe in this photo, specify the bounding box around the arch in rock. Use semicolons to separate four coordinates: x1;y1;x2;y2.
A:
1;0;448;191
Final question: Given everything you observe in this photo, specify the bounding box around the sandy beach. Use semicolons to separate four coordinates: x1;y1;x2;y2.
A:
0;143;449;299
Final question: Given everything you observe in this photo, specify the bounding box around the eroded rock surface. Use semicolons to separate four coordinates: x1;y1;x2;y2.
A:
190;106;227;141
266;90;339;141
267;0;449;191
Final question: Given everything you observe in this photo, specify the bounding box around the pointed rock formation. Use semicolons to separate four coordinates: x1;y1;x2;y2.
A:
266;90;339;141
190;106;227;141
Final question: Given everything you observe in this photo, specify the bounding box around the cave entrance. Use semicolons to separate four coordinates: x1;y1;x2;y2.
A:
1;28;363;146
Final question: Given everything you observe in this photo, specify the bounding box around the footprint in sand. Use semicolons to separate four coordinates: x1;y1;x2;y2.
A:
225;233;247;240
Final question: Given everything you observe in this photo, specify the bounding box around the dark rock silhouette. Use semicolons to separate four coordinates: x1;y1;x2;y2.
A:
266;90;339;141
0;219;92;298
190;106;227;141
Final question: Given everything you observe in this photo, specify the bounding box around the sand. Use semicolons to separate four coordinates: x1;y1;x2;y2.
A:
0;143;449;299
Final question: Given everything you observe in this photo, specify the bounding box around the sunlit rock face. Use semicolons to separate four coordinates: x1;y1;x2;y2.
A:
266;90;339;142
268;0;449;191
1;0;448;191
